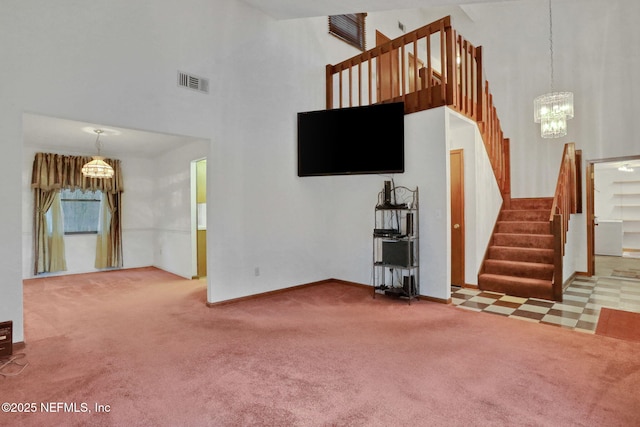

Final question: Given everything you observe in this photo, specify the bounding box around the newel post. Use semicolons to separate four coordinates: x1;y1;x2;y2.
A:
476;46;484;122
444;25;456;106
503;138;511;209
552;214;563;302
326;64;333;110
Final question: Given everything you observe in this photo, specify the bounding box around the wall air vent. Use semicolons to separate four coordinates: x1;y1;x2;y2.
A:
177;71;209;94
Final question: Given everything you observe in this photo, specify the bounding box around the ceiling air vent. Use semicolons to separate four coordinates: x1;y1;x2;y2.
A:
177;71;209;94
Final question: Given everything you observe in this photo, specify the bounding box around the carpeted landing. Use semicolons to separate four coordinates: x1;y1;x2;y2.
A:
4;267;640;426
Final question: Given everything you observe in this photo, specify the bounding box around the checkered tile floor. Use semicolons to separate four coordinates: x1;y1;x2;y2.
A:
451;275;640;333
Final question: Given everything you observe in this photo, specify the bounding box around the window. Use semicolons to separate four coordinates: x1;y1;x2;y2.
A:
328;13;367;51
60;188;102;234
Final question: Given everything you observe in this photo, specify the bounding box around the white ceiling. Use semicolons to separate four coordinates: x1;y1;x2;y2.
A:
23;113;206;159
595;158;640;171
240;0;522;20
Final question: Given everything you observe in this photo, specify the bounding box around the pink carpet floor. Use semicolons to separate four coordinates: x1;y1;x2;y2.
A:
2;267;640;426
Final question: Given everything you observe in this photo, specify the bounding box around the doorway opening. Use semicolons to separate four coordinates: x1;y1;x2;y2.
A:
587;155;640;277
191;158;207;279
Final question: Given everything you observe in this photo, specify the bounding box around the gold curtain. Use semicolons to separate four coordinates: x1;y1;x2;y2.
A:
33;189;57;274
31;152;124;273
48;192;67;272
95;192;122;269
95;197;110;269
105;192;122;268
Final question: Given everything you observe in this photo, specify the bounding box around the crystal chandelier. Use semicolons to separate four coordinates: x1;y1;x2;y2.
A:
534;0;574;138
81;129;115;178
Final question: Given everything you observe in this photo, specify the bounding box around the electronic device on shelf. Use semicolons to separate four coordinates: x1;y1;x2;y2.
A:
376;202;409;209
0;321;12;357
373;228;402;238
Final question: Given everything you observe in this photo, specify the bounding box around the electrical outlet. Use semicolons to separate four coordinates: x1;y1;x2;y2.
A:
254;267;260;277
398;21;405;32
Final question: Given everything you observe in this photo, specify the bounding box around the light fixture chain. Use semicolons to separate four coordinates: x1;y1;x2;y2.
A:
95;130;103;156
548;0;554;92
534;0;573;138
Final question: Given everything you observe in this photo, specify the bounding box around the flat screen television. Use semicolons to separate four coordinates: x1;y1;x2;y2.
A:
297;102;404;177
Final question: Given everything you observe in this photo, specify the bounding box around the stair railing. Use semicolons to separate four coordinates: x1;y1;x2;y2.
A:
325;15;511;204
326;16;454;114
550;142;579;300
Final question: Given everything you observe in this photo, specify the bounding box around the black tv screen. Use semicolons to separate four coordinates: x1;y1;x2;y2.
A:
297;102;404;177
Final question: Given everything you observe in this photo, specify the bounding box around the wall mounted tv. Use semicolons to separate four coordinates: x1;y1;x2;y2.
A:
297;102;405;177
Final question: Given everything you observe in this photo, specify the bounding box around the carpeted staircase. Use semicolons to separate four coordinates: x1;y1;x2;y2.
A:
479;197;557;301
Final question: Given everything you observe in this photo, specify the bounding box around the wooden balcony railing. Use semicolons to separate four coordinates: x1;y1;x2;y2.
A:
326;16;510;203
550;142;579;300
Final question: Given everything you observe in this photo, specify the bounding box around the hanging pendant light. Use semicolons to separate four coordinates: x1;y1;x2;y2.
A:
81;129;115;178
534;0;574;138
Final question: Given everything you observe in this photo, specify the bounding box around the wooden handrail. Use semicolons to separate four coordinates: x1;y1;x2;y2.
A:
550;143;578;242
326;16;511;202
549;142;578;300
326;17;452;113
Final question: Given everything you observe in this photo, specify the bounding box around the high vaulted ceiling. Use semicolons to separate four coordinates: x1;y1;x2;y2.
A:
239;0;523;20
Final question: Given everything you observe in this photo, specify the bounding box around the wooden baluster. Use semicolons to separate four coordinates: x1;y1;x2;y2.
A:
440;21;447;103
412;36;418;96
367;53;372;105
459;36;465;113
338;69;343;108
426;30;432;106
387;44;393;101
401;42;406;99
445;28;455;106
357;62;362;107
348;64;353;107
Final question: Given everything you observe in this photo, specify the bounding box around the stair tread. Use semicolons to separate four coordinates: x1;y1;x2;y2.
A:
491;245;553;252
494;232;553;237
484;259;554;268
502;209;550;212
496;220;549;224
479;273;552;286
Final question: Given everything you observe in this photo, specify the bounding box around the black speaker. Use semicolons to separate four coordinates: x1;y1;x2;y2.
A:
0;321;12;357
403;275;416;295
406;213;414;236
383;181;391;205
382;241;414;267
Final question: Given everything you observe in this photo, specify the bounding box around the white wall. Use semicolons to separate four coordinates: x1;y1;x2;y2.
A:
404;108;450;300
564;213;586;282
121;157;156;271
